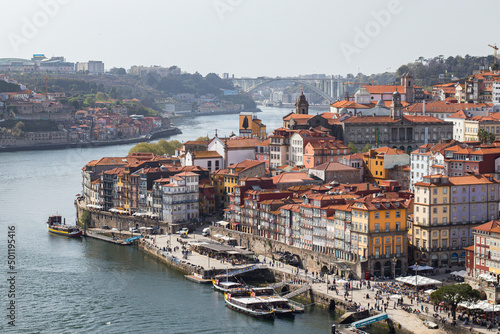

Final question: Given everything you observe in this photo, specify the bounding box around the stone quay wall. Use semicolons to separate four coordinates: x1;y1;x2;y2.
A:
212;226;367;279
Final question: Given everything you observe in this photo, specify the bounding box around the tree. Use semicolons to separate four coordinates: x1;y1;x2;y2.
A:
430;284;480;320
95;92;108;101
492;63;499;71
487;132;496;144
347;142;359;154
362;143;372;153
196;136;209;141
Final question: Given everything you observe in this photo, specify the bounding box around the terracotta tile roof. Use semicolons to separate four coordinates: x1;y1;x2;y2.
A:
225;138;261;149
404;101;491;114
472;220;500;232
310;162;359;172
402;115;446;123
362;85;405;94
283;113;315;121
330;100;375;109
191;151;222;159
448;110;467;119
272;172;315;184
342;116;397;124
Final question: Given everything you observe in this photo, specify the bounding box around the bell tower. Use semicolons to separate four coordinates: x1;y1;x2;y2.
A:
295;90;309;115
390;90;402;120
401;72;414;103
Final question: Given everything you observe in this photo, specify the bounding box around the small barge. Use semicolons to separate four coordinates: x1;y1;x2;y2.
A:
47;215;82;237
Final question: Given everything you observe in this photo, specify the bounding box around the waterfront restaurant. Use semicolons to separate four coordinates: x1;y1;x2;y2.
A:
193;242;256;264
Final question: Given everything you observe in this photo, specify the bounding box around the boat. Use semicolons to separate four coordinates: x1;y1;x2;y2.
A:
46;215;82;237
211;276;248;293
250;287;295;317
224;293;275;319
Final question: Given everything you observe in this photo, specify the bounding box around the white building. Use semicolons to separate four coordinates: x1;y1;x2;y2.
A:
444;110;467;141
208;137;260;168
184;151;223;172
76;60;105;74
161;172;199;224
410;145;445;191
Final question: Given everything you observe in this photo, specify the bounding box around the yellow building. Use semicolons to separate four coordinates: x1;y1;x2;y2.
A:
350;194;409;278
464;116;500;141
221;160;266;207
239;112;267;139
362;147;410;185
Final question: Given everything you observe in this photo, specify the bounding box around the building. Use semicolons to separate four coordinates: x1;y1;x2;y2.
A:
161;172;199;224
412;174;499;268
208;136;261;168
363;147;410;185
185;151;223;173
465;220;500;305
338;91;453;153
221;160;266;205
308;162;362;184
239;112;267;139
76;60;105;74
409;141;459;190
289;130;336;166
303;139;349;168
350;194;410;278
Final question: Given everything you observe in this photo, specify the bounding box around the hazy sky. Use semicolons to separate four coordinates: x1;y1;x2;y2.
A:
3;0;499;77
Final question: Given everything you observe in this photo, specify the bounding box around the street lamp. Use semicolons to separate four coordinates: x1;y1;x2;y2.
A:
415;262;419;304
392;257;397;279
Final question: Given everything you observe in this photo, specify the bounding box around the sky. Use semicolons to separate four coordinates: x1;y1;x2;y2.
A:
2;0;500;78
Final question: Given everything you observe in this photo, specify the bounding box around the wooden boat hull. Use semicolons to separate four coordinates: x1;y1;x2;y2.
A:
48;227;83;238
224;300;275;319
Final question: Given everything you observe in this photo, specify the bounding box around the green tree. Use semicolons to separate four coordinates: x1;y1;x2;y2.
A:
196;136;209;141
347;142;359;154
362;143;372;153
95;92;108;101
487;132;496;143
430;284;480;320
84;96;96;107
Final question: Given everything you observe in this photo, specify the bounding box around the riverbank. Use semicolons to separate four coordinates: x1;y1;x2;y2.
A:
168;108;262;119
0;126;182;153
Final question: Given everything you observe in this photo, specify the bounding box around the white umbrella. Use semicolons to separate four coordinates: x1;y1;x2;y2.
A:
390;294;402;300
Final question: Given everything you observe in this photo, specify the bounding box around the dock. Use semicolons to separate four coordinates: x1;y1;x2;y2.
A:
84;229;140;245
185;274;212;284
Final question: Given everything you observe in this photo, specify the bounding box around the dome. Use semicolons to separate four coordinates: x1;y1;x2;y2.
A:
393;90;401;97
376;99;385;107
339;107;348;114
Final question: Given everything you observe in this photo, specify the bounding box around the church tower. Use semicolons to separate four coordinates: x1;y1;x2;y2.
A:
390;90;403;120
295;90;309;115
401;72;414;103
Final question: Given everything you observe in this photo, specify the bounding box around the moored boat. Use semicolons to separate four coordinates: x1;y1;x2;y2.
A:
250;287;296;317
224;293;275;319
47;215;82;237
211;277;248;294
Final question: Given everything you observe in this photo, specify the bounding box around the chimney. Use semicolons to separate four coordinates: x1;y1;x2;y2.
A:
422;100;425;115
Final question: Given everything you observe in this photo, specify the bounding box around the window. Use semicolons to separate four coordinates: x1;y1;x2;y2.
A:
385;222;390;232
395;222;400;231
374;212;380;219
385;211;390;219
396;211;401;218
374;223;379;232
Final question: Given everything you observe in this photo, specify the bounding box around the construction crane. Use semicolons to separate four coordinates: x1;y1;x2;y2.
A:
489;43;498;63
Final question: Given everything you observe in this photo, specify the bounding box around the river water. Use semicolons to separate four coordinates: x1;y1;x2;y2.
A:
0;106;347;333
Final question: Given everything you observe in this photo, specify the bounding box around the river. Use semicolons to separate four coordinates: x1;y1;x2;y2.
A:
0;106;347;333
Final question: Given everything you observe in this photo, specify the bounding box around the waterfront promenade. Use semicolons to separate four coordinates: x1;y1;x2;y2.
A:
139;230;497;334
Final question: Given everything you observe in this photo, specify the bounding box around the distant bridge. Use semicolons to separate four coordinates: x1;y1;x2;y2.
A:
232;77;353;102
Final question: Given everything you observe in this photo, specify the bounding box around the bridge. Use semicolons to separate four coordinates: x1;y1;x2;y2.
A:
232;77;353;102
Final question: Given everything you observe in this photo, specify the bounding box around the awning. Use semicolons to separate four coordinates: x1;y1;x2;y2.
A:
216;221;230;227
232;223;239;226
408;265;434;271
396;275;441;287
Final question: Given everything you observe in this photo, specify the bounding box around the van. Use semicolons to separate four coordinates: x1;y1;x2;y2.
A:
202;227;210;237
